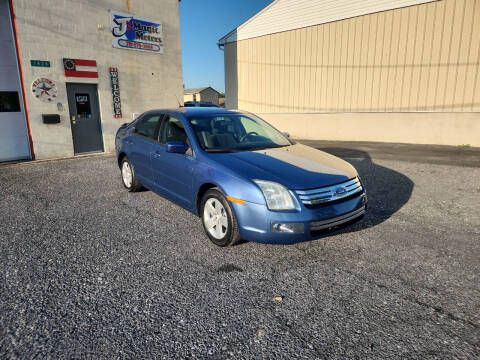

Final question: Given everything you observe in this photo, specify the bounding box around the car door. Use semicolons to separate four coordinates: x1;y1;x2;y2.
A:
151;114;195;209
127;113;163;186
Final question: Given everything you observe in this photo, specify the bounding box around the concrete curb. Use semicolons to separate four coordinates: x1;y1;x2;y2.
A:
0;152;114;168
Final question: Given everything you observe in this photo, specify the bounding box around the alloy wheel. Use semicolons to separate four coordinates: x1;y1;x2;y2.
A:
122;161;133;188
203;198;228;239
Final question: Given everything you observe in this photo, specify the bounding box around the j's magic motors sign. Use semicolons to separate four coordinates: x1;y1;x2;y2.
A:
110;10;163;53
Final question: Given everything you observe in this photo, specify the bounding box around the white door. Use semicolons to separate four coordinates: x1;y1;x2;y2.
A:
0;0;31;162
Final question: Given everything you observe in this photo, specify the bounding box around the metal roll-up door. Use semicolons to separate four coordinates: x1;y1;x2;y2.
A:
0;0;31;162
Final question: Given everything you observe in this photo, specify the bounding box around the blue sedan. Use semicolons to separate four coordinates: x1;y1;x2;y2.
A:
115;108;367;246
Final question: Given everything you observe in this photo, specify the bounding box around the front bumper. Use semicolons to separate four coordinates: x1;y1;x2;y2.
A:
231;191;367;244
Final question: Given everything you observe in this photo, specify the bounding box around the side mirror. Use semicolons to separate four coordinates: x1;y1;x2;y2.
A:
166;141;189;154
283;132;290;138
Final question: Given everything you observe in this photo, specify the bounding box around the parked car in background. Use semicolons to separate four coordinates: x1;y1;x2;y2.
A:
184;101;219;108
115;108;367;246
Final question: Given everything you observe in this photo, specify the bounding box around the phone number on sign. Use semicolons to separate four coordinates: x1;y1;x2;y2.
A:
118;39;161;52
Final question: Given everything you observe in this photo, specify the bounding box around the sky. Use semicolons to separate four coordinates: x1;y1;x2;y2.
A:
180;0;273;93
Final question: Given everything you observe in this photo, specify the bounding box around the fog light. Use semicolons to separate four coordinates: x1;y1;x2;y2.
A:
272;222;304;233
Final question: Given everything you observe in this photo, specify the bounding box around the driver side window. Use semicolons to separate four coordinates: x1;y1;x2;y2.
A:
159;115;188;144
134;114;162;139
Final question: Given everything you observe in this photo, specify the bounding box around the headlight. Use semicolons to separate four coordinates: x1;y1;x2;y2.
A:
253;180;295;210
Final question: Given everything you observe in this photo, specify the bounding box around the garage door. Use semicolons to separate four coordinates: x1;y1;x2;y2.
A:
0;0;31;162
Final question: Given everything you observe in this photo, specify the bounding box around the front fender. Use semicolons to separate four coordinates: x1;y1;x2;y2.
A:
193;161;266;206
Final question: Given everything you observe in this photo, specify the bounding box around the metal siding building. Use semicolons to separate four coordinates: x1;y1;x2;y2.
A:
219;0;480;146
0;0;183;161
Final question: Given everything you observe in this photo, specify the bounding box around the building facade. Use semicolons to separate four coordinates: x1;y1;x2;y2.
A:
219;0;480;146
0;0;182;162
184;87;221;105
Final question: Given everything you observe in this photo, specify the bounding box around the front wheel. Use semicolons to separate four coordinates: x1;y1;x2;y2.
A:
201;188;241;247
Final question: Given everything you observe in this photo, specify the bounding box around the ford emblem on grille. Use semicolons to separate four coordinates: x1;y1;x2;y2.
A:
335;186;347;196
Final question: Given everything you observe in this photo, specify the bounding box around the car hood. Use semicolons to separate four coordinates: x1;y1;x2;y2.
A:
210;143;358;189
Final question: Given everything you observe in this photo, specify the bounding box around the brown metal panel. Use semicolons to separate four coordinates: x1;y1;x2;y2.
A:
287;30;296;112
417;1;437;110
465;1;480;111
365;13;379;111
338;19;350;111
309;25;318;110
454;0;476;110
335;21;344;110
313;26;323;111
296;27;307;112
358;15;371;111
393;7;410;111
319;23;330;111
385;9;401;111
376;11;390;111
435;0;456;110
425;1;445;110
349;17;362;111
400;6;418;111
254;37;260;111
409;4;426;110
443;0;467;110
303;26;312;112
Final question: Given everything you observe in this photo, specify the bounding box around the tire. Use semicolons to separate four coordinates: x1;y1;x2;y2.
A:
201;188;241;247
120;157;142;192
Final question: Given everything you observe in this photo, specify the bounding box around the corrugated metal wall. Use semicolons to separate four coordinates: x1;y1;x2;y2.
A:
225;0;480;113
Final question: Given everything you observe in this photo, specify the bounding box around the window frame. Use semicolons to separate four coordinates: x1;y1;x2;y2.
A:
157;114;189;145
157;113;194;156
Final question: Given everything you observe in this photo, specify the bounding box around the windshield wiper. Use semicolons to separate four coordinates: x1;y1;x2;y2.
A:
250;144;290;151
204;149;239;153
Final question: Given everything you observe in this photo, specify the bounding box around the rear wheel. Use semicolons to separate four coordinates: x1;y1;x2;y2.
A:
121;157;141;192
201;188;241;247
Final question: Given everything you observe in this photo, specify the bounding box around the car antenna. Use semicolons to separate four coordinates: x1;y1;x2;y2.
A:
175;94;183;108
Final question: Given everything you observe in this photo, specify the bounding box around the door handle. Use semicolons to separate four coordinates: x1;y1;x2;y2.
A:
152;151;161;159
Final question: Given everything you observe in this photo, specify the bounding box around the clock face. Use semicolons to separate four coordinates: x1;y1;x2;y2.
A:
32;78;57;102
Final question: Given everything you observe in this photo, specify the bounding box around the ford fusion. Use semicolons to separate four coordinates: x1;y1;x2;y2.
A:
115;108;367;246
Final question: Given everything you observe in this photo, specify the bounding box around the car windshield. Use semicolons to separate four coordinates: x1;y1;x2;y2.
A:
187;113;292;152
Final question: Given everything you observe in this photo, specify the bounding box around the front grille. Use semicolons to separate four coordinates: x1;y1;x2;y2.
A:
295;177;363;207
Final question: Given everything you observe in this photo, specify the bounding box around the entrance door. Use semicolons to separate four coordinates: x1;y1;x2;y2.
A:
66;83;104;154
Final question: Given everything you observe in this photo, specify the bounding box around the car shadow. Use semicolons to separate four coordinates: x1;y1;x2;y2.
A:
309;147;414;239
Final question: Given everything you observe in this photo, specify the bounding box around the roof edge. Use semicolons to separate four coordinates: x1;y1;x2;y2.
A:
218;0;278;45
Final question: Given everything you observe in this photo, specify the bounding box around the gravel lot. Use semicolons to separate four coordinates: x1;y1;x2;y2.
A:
1;142;479;359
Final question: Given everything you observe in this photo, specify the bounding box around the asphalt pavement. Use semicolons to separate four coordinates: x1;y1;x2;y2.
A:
0;141;479;359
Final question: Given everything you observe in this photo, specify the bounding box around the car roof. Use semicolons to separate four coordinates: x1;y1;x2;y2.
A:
143;107;243;117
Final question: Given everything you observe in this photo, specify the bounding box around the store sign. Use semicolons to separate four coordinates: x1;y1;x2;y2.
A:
31;78;57;102
110;10;163;54
109;67;122;118
30;60;50;67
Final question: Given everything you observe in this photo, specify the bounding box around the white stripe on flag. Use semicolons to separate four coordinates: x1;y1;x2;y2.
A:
75;65;97;72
